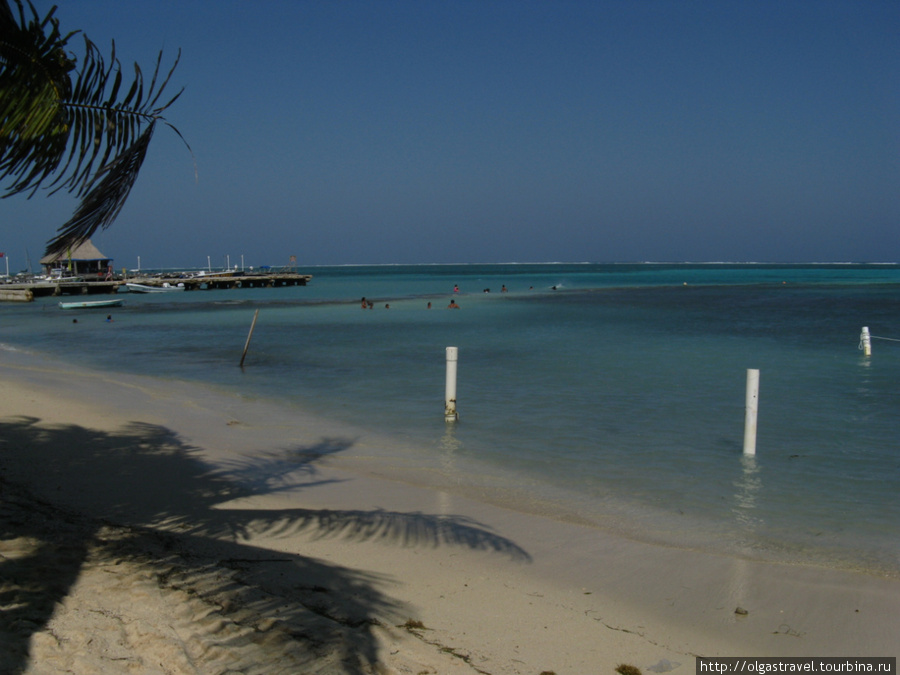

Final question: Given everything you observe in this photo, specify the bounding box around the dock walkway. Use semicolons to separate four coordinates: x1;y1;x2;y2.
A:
127;273;312;291
0;273;312;302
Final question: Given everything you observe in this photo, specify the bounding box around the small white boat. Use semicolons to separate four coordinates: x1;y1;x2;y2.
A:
125;282;185;293
58;298;124;310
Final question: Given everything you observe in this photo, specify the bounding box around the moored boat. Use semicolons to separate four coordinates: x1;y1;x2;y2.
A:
58;298;124;309
125;282;185;293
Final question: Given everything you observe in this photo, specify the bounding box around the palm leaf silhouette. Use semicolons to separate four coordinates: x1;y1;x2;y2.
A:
0;0;187;257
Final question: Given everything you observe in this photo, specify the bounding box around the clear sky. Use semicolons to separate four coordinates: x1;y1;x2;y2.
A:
3;0;898;270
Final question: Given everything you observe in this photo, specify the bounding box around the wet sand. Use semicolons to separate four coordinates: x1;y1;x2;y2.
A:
1;351;897;674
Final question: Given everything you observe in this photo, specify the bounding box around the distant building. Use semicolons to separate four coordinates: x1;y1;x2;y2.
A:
39;240;114;278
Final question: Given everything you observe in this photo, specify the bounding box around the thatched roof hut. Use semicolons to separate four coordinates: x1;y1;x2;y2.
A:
39;240;113;277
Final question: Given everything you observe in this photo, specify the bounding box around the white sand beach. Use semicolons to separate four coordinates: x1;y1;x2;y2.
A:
1;351;897;674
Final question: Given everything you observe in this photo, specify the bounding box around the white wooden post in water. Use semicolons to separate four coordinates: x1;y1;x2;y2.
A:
860;326;872;357
445;346;459;422
743;369;760;456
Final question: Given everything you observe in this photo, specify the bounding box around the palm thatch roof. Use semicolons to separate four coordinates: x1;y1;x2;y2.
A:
40;240;109;265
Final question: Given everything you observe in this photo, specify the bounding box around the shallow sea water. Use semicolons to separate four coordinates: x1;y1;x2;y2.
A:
2;263;899;574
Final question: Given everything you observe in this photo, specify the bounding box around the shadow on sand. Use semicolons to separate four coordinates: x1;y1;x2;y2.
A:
0;415;530;674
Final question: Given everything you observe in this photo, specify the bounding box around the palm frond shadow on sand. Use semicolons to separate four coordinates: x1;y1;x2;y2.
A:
0;416;530;674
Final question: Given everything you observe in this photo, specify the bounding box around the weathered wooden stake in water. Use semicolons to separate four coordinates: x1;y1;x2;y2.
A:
860;326;872;356
240;309;260;367
445;346;459;422
743;368;760;456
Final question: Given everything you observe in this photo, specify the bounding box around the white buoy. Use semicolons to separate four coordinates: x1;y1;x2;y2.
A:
743;369;759;456
445;346;459;422
860;326;871;357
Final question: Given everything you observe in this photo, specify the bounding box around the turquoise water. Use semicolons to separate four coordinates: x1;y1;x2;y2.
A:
2;263;899;574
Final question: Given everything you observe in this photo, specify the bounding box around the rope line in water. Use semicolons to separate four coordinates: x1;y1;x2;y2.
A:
860;334;900;349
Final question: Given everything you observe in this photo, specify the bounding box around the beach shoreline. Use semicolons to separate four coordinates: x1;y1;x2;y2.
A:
1;349;897;674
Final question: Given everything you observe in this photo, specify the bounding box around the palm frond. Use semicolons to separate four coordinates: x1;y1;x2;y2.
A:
0;0;187;255
0;0;75;196
44;122;154;257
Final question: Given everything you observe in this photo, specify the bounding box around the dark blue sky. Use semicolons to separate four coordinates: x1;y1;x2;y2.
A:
3;0;898;269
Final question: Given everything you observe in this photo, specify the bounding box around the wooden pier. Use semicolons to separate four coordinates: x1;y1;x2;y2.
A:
126;273;312;291
1;280;121;300
0;272;312;302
